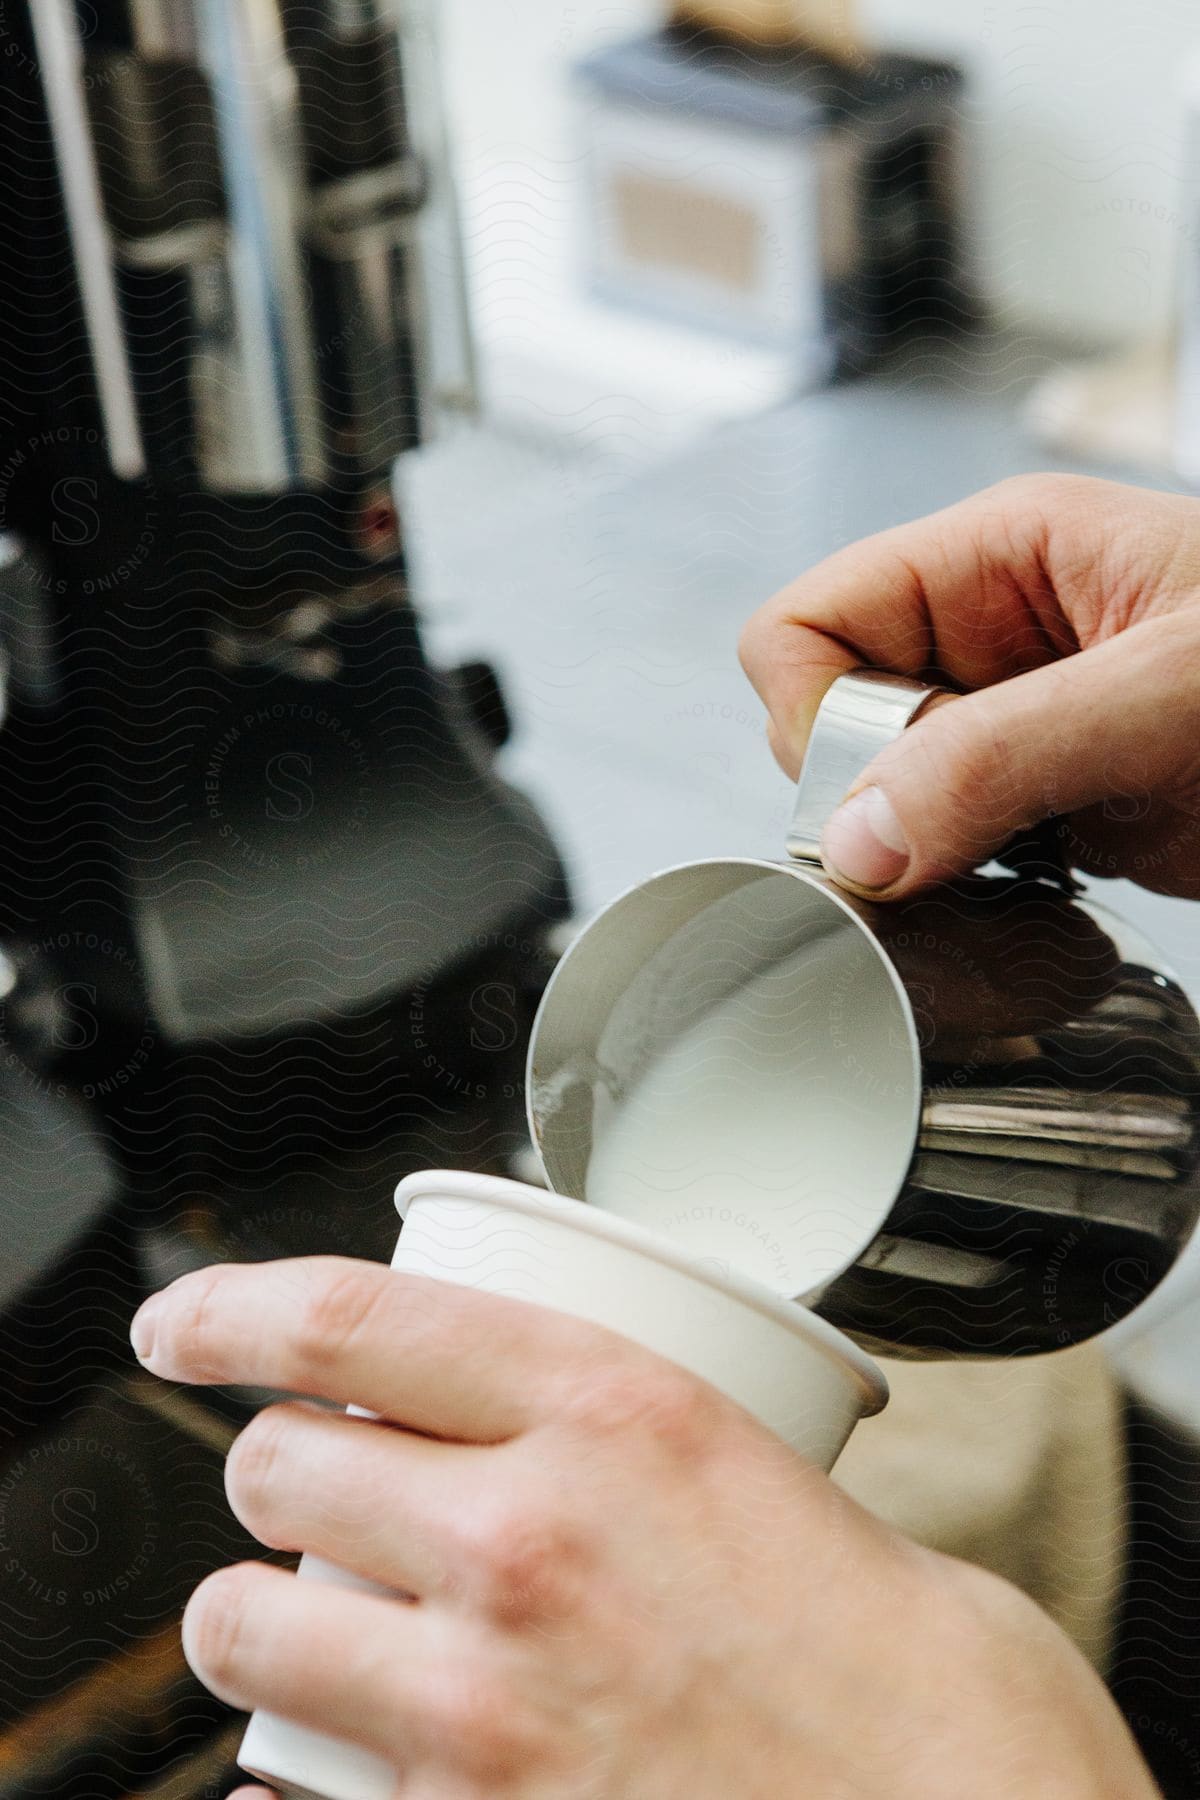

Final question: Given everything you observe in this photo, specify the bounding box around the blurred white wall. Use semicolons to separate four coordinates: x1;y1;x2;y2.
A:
864;0;1200;344
436;0;658;339
437;0;1200;346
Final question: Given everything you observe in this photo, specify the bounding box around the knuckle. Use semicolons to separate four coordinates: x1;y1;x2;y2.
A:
183;1564;259;1692
989;471;1089;513
942;720;1014;822
737;608;769;677
224;1405;298;1531
463;1498;588;1625
291;1262;386;1378
983;471;1114;553
738;588;802;679
567;1358;718;1465
890;704;1006;853
457;1683;522;1774
432;1673;546;1783
390;1276;464;1365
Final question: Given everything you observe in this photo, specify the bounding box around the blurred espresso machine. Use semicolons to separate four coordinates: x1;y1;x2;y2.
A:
0;7;568;1794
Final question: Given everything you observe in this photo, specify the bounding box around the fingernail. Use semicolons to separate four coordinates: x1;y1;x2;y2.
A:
821;786;911;892
130;1294;163;1367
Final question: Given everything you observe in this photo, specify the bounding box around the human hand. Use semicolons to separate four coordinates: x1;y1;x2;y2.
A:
130;1258;1157;1798
739;474;1200;899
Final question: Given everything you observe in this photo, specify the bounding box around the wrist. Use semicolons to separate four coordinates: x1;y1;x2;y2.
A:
932;1556;1160;1800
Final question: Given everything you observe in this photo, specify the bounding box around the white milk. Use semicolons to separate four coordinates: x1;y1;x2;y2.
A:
585;911;918;1299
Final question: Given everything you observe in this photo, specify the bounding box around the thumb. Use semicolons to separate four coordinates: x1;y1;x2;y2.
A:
818;621;1200;898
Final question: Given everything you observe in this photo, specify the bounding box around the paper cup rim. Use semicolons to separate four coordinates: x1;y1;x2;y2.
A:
394;1169;888;1416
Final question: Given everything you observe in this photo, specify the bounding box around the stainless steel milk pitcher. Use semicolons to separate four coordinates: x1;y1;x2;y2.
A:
527;670;1200;1358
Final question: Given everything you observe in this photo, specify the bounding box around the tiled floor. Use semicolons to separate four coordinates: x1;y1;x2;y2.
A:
401;342;1200;1425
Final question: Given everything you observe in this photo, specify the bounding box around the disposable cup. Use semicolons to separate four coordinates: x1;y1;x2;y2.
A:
239;1170;887;1800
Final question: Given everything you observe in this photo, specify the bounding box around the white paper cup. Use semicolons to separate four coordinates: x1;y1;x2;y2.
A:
239;1171;887;1800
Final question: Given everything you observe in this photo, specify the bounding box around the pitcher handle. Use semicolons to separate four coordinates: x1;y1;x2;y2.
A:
786;669;944;866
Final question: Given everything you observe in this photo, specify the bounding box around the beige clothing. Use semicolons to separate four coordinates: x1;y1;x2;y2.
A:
833;1345;1127;1673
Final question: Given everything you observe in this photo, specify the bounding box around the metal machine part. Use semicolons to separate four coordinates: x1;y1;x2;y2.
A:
29;0;445;492
529;671;1200;1357
0;0;566;1049
0;9;567;1788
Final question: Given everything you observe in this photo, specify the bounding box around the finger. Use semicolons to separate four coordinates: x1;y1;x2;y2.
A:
752;630;861;778
224;1402;501;1599
131;1257;600;1440
226;1789;273;1799
184;1561;522;1775
739;476;1082;776
1055;794;1200;899
817;614;1200;898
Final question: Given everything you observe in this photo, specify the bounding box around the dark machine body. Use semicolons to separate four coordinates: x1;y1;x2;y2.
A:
0;6;568;1793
